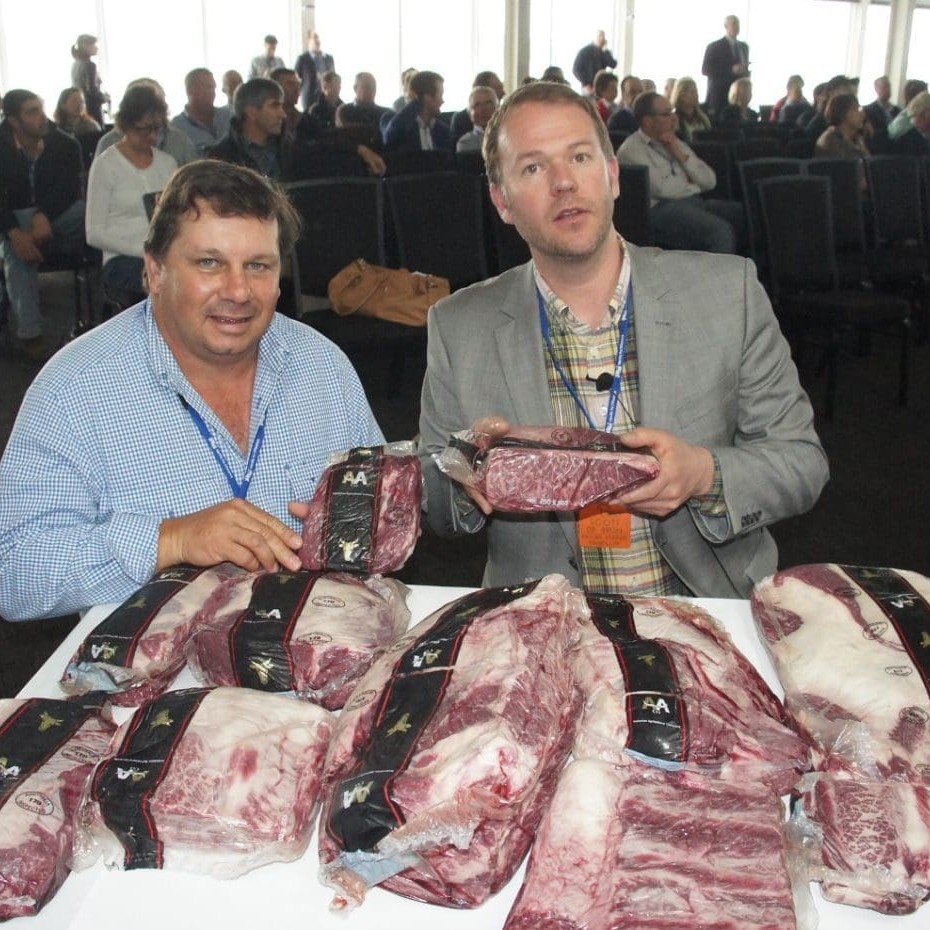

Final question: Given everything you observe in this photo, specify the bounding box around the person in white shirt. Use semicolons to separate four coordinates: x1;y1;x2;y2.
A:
617;91;743;253
456;86;499;153
85;83;178;308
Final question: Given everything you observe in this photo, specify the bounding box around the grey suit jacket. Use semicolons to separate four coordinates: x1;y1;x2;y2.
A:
418;244;829;597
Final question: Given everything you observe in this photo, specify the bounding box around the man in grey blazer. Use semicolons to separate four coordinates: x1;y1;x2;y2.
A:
418;82;828;598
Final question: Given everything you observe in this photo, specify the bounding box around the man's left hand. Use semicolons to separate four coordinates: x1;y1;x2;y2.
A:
613;427;715;517
30;212;52;246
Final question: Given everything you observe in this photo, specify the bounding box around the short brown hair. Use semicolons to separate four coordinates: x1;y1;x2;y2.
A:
825;93;859;127
144;160;301;265
482;81;613;186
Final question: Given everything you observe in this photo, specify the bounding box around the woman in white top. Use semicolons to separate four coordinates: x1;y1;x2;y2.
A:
85;83;178;308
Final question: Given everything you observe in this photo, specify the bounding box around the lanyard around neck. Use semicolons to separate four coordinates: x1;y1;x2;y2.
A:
537;284;632;434
180;396;266;500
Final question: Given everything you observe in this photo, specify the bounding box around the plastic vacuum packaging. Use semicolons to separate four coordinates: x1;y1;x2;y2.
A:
434;425;659;511
60;563;244;706
505;758;815;930
187;570;410;710
318;574;586;910
299;443;422;574
73;686;333;878
574;593;810;793
0;694;114;921
750;564;930;782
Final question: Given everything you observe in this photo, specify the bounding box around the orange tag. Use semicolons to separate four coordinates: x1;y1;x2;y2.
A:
577;502;632;548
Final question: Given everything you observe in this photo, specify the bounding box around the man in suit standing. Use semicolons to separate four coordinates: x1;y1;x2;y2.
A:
382;71;450;152
701;15;749;119
417;81;828;597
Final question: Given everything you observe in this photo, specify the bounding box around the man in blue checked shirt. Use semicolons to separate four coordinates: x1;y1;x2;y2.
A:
0;160;384;621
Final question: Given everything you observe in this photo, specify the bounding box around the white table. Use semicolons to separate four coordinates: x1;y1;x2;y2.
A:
9;588;925;929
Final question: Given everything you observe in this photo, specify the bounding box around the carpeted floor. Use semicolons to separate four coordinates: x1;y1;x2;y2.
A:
1;271;927;696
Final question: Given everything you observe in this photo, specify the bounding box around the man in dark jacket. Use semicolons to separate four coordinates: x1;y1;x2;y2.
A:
0;89;85;359
701;15;749;119
572;30;617;94
382;71;450;152
207;78;293;180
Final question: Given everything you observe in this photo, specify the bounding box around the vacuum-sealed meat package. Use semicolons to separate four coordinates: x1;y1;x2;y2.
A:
0;695;114;921
187;570;410;710
505;758;813;930
792;768;930;916
319;574;586;910
299;443;422;574
434;425;659;511
60;563;244;706
574;594;809;792
73;687;332;878
751;564;930;781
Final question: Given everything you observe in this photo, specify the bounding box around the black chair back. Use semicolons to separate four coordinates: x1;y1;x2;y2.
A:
866;155;926;246
690;139;733;199
285;177;386;298
614;163;651;246
383;149;455;176
385;171;488;289
804;158;868;252
738;158;804;266
733;136;785;162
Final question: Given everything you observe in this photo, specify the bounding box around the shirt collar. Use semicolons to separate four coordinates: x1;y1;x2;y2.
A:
534;234;631;333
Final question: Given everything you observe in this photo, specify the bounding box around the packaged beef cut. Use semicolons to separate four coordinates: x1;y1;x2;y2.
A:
60;563;244;706
73;687;333;878
299;442;422;574
318;574;586;910
792;768;930;916
187;570;410;710
0;695;114;921
750;564;930;782
434;425;659;511
574;593;809;793
505;758;814;930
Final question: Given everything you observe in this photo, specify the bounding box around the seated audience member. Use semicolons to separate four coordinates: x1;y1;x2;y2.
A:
541;66;570;85
606;75;643;136
0;160;384;621
249;34;285;80
0;89;85;360
863;75;900;132
670;77;711;143
815;93;870;190
221;69;243;107
392;67;418;112
641;79;657;93
450;70;506;149
53;87;101;136
96;78;198;165
593;70;620;122
270;67;303;142
773;75;811;125
208;78;292;180
891;91;930;157
802;75;854;138
888;80;929;141
663;77;677;100
307;71;343;131
717;77;758;126
455;85;499;153
171;68;231;155
383;70;449;152
336;72;391;138
418;80;828;596
86;83;177;309
796;82;827;130
618;90;744;254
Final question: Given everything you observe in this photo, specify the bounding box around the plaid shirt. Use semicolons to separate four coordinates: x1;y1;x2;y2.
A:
536;241;724;595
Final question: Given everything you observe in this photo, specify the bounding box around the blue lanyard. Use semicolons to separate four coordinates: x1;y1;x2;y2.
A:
180;396;266;500
537;285;632;433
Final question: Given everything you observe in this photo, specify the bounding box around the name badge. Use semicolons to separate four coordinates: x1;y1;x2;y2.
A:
577;502;632;549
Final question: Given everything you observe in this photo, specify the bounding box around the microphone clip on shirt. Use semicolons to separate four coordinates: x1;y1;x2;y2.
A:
586;372;616;392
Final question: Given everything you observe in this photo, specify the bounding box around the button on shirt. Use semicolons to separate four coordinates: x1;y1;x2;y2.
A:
617;130;717;206
0;302;383;620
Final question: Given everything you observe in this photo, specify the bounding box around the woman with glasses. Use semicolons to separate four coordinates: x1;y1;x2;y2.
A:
86;84;178;309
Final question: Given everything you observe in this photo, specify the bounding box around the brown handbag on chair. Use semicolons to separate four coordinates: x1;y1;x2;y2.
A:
327;258;450;327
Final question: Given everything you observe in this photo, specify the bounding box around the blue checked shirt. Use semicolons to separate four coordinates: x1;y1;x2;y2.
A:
0;301;384;620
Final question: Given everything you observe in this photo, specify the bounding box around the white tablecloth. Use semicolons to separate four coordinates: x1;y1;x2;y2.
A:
9;587;925;929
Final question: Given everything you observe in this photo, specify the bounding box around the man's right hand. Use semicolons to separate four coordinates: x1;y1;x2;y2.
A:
8;228;44;264
157;499;303;573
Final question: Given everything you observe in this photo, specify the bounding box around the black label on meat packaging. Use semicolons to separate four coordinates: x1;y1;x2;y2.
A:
328;581;541;853
76;565;209;667
322;447;383;573
587;594;687;765
229;571;320;691
0;697;105;812
91;688;209;870
842;566;930;697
